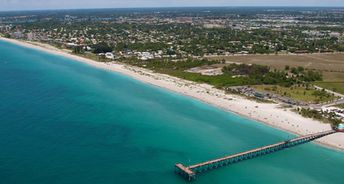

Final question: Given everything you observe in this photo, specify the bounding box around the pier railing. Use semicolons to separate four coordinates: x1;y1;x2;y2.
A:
175;130;337;181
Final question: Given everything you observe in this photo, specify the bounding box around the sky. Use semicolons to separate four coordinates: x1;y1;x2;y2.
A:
0;0;344;11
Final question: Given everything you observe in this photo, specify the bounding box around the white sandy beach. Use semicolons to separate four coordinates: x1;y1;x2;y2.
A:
1;37;343;151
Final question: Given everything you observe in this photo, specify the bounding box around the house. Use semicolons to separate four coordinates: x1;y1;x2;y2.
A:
65;42;78;48
137;52;154;60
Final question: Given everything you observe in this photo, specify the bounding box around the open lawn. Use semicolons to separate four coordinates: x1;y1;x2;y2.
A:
314;82;344;95
253;85;337;104
316;72;344;95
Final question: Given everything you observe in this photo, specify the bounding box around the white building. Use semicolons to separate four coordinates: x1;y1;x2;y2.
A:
137;52;154;60
105;52;115;60
27;32;36;40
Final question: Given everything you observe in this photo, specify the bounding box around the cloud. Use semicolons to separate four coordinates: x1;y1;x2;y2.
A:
0;0;343;11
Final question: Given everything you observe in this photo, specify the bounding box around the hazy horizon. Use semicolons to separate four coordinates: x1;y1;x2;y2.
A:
1;0;344;11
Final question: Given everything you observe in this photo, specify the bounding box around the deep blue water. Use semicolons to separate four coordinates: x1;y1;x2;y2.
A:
0;40;343;184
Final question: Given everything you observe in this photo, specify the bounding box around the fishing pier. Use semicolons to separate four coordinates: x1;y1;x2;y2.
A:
175;130;337;181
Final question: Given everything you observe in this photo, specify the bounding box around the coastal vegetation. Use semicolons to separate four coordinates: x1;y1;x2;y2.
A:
314;82;344;95
336;104;344;109
124;58;324;89
123;58;247;87
92;42;113;54
253;85;336;104
299;108;342;125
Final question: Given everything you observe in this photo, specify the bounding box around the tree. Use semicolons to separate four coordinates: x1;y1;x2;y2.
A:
4;33;11;38
92;42;113;54
297;66;305;73
73;46;84;54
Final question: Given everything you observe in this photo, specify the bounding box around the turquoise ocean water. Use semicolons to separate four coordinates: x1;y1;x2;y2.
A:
0;40;343;184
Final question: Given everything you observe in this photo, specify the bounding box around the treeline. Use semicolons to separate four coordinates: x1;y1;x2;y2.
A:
91;42;113;53
288;66;323;82
222;64;269;76
222;64;322;87
127;58;218;70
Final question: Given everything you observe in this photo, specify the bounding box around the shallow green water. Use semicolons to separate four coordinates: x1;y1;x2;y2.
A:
0;40;343;184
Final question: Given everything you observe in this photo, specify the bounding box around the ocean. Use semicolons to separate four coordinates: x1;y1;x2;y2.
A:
0;40;343;184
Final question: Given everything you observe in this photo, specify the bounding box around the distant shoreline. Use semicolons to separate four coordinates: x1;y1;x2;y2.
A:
1;37;343;151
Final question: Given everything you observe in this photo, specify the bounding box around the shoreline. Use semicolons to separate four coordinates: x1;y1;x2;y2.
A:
1;37;343;151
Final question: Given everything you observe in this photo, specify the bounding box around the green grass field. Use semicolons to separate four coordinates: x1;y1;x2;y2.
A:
161;70;246;88
253;85;337;104
314;82;344;95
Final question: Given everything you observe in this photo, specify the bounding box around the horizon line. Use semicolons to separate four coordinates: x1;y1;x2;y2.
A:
1;5;344;13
